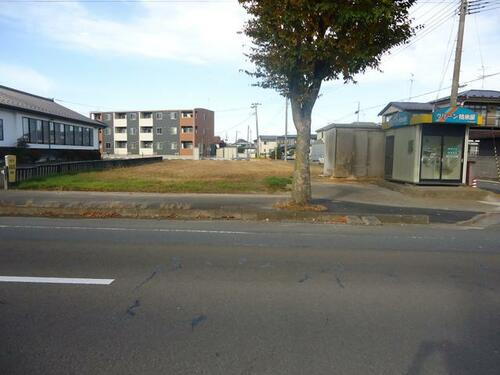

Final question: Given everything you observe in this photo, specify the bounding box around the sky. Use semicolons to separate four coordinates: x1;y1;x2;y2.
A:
0;0;499;142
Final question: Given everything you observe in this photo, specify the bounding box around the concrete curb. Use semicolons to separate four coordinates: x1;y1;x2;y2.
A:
0;203;430;225
457;212;500;227
375;179;494;200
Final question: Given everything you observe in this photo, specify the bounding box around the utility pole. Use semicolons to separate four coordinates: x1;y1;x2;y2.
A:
355;102;360;123
450;0;468;107
235;130;238;144
409;73;415;100
251;103;261;158
284;97;289;162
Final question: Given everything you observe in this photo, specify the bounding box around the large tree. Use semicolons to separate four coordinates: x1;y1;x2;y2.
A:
239;0;417;204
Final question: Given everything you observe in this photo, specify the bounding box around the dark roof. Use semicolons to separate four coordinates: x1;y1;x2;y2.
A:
316;122;380;132
378;102;433;116
0;85;105;128
430;89;500;104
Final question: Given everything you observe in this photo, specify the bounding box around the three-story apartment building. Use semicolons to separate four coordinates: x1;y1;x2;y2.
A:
91;108;214;158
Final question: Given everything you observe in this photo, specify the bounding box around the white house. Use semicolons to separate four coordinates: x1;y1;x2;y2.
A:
0;85;106;162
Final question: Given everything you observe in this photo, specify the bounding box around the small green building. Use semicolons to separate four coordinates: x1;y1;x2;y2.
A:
379;102;484;185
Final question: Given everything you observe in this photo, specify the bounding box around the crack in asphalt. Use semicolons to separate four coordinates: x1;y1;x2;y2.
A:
336;275;345;288
126;300;140;317
191;315;207;331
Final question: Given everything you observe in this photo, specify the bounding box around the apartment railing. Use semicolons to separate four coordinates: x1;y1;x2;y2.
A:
2;156;162;185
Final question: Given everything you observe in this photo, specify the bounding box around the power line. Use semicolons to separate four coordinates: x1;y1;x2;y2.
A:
325;71;500;124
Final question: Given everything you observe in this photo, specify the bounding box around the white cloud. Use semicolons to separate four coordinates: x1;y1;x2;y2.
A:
0;1;248;64
0;63;53;95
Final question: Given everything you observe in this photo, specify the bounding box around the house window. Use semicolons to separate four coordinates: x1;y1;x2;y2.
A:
129;113;137;120
171;142;177;150
65;125;75;145
105;142;111;149
35;120;43;143
170;112;177;120
23;118;29;142
0;119;3;141
156;127;163;135
56;123;65;145
42;121;50;144
170;127;178;135
156;112;163;120
49;122;55;144
89;129;94;146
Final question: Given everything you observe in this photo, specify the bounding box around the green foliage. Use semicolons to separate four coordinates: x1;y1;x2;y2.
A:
239;0;418;100
263;176;292;190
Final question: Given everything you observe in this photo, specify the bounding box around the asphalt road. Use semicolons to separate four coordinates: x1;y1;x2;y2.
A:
1;217;499;375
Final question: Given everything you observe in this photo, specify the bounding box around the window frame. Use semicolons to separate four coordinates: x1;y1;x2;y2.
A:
0;119;3;141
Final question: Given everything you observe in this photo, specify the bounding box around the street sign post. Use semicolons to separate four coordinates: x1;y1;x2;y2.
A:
5;155;17;184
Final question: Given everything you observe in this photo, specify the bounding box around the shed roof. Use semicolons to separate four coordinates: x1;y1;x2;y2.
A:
430;89;500;104
316;122;381;133
377;102;433;116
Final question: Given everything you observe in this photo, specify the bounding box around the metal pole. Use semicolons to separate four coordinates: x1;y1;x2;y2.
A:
356;102;360;123
251;103;261;158
451;0;468;107
284;97;288;162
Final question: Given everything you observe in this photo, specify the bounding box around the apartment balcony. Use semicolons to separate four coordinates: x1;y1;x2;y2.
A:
114;132;127;141
139;117;153;127
139;128;153;141
180;132;194;142
114;118;127;127
180;117;194;127
139;148;154;156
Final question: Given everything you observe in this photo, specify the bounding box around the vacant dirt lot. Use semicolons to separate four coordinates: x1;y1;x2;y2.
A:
18;159;324;194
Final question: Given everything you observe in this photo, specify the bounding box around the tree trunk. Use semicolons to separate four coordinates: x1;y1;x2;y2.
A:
290;96;313;205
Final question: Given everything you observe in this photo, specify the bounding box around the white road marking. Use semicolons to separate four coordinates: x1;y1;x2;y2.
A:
0;224;251;235
0;276;114;285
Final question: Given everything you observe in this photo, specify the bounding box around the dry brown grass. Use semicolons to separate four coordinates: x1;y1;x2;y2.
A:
115;159;322;181
19;159;324;194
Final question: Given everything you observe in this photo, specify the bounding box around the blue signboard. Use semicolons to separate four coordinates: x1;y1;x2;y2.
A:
432;107;478;124
388;111;412;127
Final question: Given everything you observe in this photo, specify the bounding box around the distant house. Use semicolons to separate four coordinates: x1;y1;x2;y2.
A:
0;85;105;163
256;134;317;158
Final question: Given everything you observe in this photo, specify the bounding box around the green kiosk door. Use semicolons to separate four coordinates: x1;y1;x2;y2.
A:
420;126;464;183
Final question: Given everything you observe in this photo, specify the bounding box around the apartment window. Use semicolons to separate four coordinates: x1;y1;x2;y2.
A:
141;141;153;149
116;113;126;119
170;127;178;135
106;128;112;136
157;142;163;150
181;141;193;149
130;142;137;150
105;142;111;149
181;111;193;118
182;127;193;133
203;113;207;121
0;119;3;141
156;112;163;120
170;112;177;120
115;127;126;134
171;142;177;150
129;127;136;135
465;104;487;117
129;113;137;121
104;114;111;121
115;141;127;148
140;127;152;133
141;112;152;119
156;127;163;135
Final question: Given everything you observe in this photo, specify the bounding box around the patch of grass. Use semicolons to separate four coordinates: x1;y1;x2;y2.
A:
16;160;323;194
263;176;292;191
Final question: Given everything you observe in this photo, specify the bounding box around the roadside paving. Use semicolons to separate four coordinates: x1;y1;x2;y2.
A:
0;181;498;225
